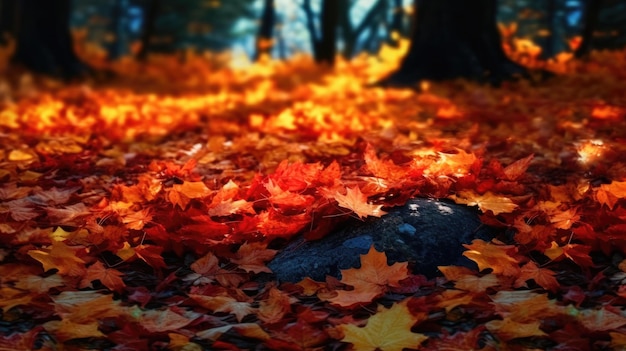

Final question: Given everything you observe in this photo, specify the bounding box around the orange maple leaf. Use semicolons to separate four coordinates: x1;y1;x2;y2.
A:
514;261;559;292
80;260;125;293
328;246;409;307
486;318;547;341
439;266;500;292
331;186;386;219
258;287;293;324
463;239;521;276
121;208;153;230
452;191;518;215
363;143;408;182
43;319;105;342
27;241;86;277
265;179;315;209
503;154;534;181
596;181;626;209
14;274;65;294
207;180;254;216
231;242;277;274
186;252;245;287
339;300;428;351
168;181;211;209
189;294;255;322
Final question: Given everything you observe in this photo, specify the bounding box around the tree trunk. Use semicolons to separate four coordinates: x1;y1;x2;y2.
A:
0;0;17;44
388;0;405;46
542;0;557;59
381;0;528;86
254;0;275;61
575;0;602;58
317;0;339;64
137;0;160;61
107;0;126;61
12;0;90;79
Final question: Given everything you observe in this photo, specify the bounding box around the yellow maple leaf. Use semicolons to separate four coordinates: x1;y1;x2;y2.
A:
332;186;386;219
339;301;427;351
452;191;518;215
463;239;520;276
328;246;409;307
27;241;86;277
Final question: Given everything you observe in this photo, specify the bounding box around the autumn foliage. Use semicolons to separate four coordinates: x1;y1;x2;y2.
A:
1;39;626;350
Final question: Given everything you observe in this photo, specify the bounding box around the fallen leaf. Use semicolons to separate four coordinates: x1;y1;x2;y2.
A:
188;294;255;322
463;239;521;276
27;241;86;277
452;191;518;215
231;241;277;273
328;246;409;307
80;260;126;293
331;186;386;219
339;301;428;351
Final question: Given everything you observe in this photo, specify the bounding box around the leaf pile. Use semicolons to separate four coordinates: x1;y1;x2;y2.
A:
1;45;626;350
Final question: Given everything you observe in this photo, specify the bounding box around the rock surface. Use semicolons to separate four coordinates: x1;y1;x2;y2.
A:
268;198;496;282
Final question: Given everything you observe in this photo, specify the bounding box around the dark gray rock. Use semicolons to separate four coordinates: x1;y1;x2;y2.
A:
268;198;496;282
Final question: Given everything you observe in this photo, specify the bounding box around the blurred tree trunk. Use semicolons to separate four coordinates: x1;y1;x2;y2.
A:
317;0;339;64
381;0;528;86
12;0;90;79
107;0;126;61
137;0;160;61
0;0;17;44
388;0;405;46
542;0;557;58
575;0;602;58
303;0;338;64
254;0;275;61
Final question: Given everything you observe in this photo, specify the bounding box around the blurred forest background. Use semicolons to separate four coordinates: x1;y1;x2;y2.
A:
0;0;625;73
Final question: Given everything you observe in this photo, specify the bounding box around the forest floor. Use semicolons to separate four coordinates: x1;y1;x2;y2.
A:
1;46;626;350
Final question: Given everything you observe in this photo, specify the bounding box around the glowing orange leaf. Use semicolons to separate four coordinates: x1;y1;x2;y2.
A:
596;181;626;209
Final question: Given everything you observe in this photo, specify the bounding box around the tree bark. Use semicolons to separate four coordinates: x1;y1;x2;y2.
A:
575;0;602;58
0;0;17;44
254;0;275;61
107;0;126;61
137;0;160;61
543;0;557;59
12;0;90;79
317;0;339;64
388;0;405;46
381;0;528;86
